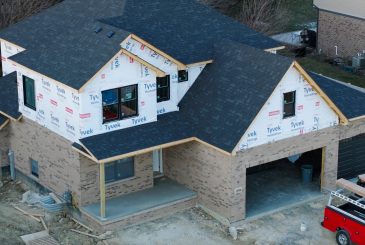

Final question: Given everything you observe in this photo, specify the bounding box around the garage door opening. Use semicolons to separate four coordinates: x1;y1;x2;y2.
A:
246;148;323;218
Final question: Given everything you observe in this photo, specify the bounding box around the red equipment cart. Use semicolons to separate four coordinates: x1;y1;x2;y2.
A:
322;179;365;245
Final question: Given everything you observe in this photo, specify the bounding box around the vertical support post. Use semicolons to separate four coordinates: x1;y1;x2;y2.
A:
99;162;106;219
321;142;339;192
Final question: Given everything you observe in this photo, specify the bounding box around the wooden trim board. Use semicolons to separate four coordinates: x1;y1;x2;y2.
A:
293;61;349;125
0;118;10;130
130;34;187;70
0;111;22;122
337;178;365;197
121;49;166;77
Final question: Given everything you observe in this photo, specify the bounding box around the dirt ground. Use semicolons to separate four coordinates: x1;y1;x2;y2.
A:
0;177;337;245
0;177;101;245
111;198;336;245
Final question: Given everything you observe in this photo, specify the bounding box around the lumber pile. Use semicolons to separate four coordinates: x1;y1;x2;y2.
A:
337;178;365;197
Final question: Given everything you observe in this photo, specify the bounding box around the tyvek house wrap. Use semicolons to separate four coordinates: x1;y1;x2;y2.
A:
237;66;339;151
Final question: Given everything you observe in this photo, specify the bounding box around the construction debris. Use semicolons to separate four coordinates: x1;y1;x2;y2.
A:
21;230;59;245
71;217;94;232
70;229;113;240
13;205;41;222
40;217;48;230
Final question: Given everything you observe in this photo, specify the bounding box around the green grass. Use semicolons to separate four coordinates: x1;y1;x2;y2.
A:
279;49;365;88
282;0;317;32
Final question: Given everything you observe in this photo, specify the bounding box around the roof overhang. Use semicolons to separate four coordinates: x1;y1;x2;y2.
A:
73;136;232;164
293;61;349;125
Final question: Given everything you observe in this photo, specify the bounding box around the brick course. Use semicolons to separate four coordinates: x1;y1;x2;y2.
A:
80;152;153;205
318;10;365;58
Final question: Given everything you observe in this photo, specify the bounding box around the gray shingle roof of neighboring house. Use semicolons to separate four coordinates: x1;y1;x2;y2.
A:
310;72;365;119
0;72;22;120
80;41;293;161
0;0;280;89
100;0;281;64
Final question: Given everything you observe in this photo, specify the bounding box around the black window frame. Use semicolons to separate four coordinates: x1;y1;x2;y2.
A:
23;75;36;111
102;84;138;124
30;158;39;178
283;91;296;119
157;75;170;103
178;70;189;83
105;157;135;184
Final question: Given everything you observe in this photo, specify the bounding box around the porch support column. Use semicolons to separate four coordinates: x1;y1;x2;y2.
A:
100;162;106;218
321;142;339;192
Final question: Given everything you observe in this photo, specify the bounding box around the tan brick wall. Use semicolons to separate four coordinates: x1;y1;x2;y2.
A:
80;152;153;206
8;118;82;203
0;126;10;167
164;141;239;222
318;10;365;58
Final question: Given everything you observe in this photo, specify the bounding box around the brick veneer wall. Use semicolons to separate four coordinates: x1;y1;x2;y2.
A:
164;141;237;222
0;126;10;167
7;117;154;207
8;118;82;203
80;152;153;206
318;10;365;58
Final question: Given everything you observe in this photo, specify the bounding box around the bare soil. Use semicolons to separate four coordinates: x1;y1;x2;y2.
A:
0;177;102;245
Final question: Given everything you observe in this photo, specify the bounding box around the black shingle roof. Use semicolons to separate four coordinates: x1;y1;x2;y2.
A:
310;72;365;119
0;72;22;120
0;0;280;89
80;41;293;160
0;0;130;90
101;0;281;64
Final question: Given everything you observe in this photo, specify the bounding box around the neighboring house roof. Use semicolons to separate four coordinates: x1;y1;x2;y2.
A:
100;0;281;64
80;41;293;162
0;0;280;89
0;72;22;120
314;0;365;20
309;72;365;119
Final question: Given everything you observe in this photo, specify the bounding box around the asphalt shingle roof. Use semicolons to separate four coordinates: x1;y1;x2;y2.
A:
310;72;365;119
0;0;280;89
0;72;22;120
80;41;293;160
101;0;281;64
0;0;130;90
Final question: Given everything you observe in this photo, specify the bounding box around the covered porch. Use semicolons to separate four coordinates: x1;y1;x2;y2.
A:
80;177;197;228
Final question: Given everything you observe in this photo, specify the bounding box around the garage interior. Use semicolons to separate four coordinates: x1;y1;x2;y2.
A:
246;148;323;218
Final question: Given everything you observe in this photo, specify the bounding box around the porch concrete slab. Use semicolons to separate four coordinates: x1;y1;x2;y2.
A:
82;178;196;221
246;160;322;218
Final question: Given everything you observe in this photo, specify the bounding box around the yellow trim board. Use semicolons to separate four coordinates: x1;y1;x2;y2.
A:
349;115;365;122
121;49;166;77
79;48;166;92
187;60;213;68
74;137;232;164
130;34;187;70
76;141;99;162
293;61;349;125
0;118;10;130
265;46;286;52
72;146;98;162
0;111;22;122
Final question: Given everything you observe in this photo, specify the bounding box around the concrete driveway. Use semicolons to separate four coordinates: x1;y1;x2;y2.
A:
108;196;336;245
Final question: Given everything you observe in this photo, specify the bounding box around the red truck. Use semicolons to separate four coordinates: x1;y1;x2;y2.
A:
322;181;365;245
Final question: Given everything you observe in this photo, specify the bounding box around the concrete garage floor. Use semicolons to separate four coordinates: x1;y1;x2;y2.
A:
82;177;197;221
246;159;322;218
